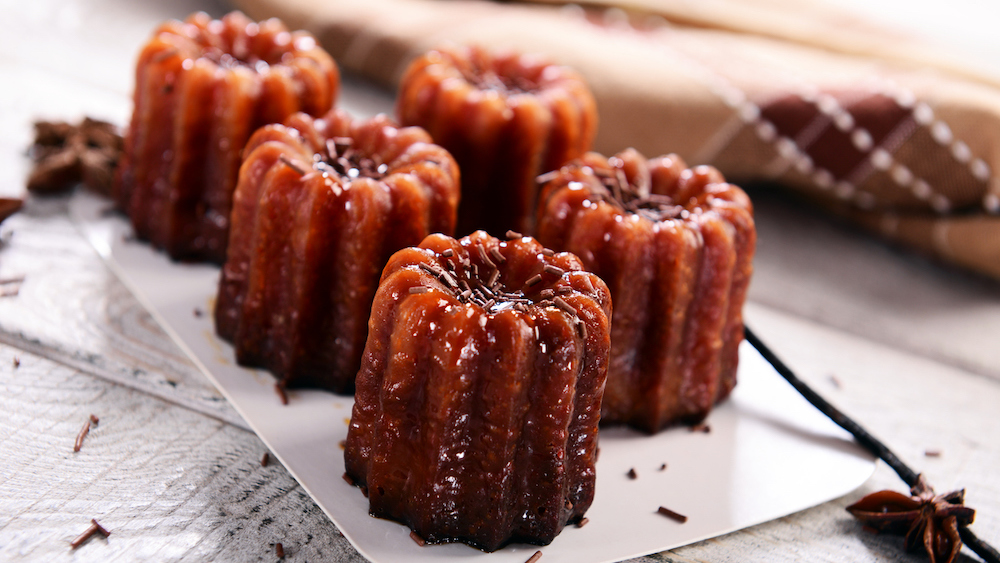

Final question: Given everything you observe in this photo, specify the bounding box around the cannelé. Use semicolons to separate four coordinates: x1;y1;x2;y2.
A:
344;231;611;551
215;109;460;393
536;149;756;433
396;44;597;237
115;11;340;262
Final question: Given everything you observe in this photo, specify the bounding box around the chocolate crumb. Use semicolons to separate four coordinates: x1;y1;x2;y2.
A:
829;374;842;389
275;542;285;558
12;357;19;369
657;505;688;523
89;414;99;426
627;468;638;480
261;452;270;467
506;230;523;240
525;550;543;563
409;530;426;546
73;419;91;452
924;449;941;458
275;382;289;405
576;517;589;528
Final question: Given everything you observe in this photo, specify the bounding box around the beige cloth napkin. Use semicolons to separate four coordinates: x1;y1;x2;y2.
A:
232;0;1000;280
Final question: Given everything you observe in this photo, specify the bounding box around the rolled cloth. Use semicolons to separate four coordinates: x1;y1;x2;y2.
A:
232;0;1000;280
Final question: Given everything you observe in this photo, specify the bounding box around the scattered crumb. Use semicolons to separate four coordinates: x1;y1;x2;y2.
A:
193;307;203;318
658;463;667;471
829;374;842;389
275;542;284;558
261;452;270;467
626;468;638;480
12;356;19;369
89;414;99;425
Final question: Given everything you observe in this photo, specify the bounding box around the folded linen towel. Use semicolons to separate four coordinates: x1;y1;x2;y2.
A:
231;0;1000;280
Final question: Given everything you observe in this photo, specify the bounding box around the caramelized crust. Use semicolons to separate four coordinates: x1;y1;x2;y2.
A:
345;231;610;551
115;11;340;262
536;149;755;432
397;45;597;237
214;109;459;392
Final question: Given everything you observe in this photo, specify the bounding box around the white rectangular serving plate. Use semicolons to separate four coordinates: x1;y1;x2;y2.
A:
71;191;875;563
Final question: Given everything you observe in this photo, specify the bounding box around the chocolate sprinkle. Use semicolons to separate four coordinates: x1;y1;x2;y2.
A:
409;286;430;294
342;473;355;486
278;154;307;176
542;264;564;276
73;420;91;453
489;246;506;264
552;296;576;315
275;382;289;405
506;230;523;240
925;449;942;458
410;531;426;546
576;517;589;528
525;274;543;287
690;423;711;433
657;505;688;523
441;248;454;258
70;519;110;549
525;550;543;563
261;452;270;467
275;542;285;558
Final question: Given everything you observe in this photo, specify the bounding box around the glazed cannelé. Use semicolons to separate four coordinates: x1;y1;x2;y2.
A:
344;231;611;551
536;149;756;433
115;11;340;262
396;44;597;236
215;109;460;393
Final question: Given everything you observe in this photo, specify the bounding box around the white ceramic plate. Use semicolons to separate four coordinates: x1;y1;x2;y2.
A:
71;191;876;563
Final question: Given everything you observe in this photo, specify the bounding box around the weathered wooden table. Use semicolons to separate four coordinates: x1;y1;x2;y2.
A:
2;1;999;561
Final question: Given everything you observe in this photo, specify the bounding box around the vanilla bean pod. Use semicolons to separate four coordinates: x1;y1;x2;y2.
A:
744;324;999;563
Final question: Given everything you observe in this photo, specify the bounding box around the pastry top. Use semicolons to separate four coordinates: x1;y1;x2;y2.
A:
378;230;612;333
539;148;753;227
237;109;460;234
396;44;597;156
137;11;339;119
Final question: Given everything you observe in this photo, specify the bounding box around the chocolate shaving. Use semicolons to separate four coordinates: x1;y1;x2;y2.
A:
409;531;426;546
657;505;688;523
525;550;543;563
73;419;91;452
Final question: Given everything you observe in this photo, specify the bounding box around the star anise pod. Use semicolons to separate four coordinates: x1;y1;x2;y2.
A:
847;474;976;563
27;117;123;196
